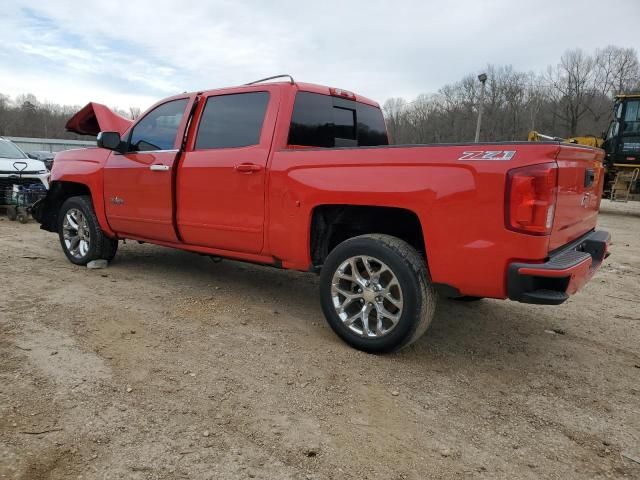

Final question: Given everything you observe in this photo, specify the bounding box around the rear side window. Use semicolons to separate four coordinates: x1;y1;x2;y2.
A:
288;91;388;148
195;92;269;149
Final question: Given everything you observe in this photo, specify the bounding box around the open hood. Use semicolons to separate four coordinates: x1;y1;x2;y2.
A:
65;102;132;136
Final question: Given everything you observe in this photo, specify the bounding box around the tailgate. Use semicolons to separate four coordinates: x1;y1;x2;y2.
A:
549;144;605;251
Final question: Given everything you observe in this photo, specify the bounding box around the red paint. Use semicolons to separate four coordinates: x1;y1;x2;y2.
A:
104;149;180;243
548;145;604;250
49;81;607;301
176;85;281;253
66;102;132;136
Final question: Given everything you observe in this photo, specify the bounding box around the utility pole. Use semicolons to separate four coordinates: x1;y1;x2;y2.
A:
474;73;488;143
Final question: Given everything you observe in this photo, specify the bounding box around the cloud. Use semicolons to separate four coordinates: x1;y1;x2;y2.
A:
0;0;639;111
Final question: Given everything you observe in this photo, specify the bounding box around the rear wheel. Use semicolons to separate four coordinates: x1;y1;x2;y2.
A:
319;234;437;353
58;196;118;265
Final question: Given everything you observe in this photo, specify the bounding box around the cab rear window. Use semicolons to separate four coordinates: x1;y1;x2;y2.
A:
288;92;388;148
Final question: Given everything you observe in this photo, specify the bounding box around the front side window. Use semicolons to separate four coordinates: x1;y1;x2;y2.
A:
128;98;188;152
195;92;269;150
287;91;389;148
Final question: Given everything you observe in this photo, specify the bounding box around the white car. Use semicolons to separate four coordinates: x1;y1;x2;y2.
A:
0;138;50;205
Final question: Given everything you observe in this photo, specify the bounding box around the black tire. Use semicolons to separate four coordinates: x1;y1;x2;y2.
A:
319;234;437;353
58;195;118;265
17;213;28;224
7;206;17;221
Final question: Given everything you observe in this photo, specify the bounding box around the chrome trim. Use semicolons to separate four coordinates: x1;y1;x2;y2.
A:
115;149;179;155
330;255;404;338
149;164;170;171
62;208;90;259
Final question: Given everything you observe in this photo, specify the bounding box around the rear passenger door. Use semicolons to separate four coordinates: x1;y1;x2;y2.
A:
177;86;279;253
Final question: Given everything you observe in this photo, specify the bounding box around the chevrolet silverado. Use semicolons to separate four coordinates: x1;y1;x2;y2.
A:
34;76;610;352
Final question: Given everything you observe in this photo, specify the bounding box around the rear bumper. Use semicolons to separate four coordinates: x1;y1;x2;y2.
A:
507;230;610;305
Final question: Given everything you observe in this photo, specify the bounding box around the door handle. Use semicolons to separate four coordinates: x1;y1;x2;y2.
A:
149;164;170;171
234;163;262;173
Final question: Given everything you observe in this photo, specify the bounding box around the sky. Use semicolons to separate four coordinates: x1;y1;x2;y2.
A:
1;0;639;112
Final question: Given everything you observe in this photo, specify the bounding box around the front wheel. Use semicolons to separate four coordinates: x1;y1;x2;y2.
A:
319;234;437;353
58;195;118;265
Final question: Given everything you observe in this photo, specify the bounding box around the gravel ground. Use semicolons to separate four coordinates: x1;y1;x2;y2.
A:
1;200;639;479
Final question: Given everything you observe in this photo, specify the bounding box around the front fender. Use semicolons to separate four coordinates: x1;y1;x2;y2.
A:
36;147;115;237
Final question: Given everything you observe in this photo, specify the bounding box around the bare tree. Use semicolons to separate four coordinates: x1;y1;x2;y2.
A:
595;45;640;95
383;45;639;144
382;98;408;144
129;106;142;120
546;49;598;136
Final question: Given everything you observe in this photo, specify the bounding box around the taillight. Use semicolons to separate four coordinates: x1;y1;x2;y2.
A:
505;162;558;235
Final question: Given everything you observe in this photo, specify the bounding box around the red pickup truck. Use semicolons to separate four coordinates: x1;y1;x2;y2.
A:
34;76;610;353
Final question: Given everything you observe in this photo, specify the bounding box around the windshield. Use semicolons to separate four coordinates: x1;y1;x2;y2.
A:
0;140;27;159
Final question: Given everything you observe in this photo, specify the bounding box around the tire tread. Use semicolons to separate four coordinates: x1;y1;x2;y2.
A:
320;233;437;352
361;234;437;350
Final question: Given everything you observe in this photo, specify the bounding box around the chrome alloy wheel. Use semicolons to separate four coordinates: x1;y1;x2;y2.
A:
330;255;404;338
62;208;91;259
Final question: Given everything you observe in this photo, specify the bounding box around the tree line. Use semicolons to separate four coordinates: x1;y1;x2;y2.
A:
384;45;640;144
0;93;139;140
1;45;638;143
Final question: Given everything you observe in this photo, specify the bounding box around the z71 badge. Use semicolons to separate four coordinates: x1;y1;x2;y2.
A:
458;150;516;161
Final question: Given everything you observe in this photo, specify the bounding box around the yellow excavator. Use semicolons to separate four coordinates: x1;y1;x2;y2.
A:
528;93;640;200
527;131;604;148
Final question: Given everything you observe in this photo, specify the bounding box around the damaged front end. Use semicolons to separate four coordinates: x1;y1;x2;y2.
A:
65;102;132;136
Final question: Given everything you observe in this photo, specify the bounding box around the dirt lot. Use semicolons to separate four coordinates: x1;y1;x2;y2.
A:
1;200;639;480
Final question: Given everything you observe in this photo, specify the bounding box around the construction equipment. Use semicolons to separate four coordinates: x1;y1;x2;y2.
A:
603;93;640;198
529;93;640;199
610;167;640;202
527;131;604;148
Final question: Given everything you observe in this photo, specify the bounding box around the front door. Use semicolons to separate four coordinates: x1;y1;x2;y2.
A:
177;88;278;253
104;97;191;242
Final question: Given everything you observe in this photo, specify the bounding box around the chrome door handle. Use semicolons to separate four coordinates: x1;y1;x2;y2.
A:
234;163;262;173
149;164;170;171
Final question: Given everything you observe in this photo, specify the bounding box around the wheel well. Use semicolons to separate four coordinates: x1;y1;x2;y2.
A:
310;205;426;266
38;181;92;232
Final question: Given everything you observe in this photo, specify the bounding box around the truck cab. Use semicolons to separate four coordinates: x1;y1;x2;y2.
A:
603;94;640;166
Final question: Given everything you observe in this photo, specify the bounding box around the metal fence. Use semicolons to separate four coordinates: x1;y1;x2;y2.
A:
5;136;95;153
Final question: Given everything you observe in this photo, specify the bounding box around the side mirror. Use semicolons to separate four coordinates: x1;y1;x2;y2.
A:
97;131;124;152
27;152;37;159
